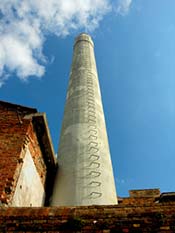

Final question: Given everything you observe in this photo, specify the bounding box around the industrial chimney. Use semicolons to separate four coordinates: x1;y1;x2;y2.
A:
52;33;117;206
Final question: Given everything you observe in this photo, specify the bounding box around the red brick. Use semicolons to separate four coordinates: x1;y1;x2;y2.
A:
0;102;48;204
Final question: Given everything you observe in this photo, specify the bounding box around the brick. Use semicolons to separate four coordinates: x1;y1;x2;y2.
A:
0;102;53;205
0;203;174;232
160;226;170;230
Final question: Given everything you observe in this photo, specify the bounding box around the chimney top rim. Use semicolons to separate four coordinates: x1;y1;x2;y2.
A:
74;33;94;48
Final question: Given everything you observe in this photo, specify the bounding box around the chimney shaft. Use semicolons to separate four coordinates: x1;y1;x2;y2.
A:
52;33;117;206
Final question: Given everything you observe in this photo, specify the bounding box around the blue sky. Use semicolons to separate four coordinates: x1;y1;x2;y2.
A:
1;0;175;196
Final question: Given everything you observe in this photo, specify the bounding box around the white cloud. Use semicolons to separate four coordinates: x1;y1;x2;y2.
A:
116;0;132;16
0;0;110;85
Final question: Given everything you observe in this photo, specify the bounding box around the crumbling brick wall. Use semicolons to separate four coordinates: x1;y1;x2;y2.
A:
0;102;47;205
0;202;175;232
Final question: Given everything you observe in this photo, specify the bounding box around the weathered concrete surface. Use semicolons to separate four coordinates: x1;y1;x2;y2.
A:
11;147;45;207
52;33;117;206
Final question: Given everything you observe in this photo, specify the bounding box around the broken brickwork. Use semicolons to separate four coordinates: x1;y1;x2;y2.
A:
0;100;175;232
0;101;56;205
0;190;175;232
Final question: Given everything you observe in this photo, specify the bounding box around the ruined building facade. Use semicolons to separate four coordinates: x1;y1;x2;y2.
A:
0;101;56;207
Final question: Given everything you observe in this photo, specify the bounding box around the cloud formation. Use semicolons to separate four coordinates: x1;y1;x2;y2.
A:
0;0;110;86
116;0;132;16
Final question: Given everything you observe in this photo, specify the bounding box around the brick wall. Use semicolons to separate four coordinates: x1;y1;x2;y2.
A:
0;200;175;232
0;102;49;205
27;123;47;185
